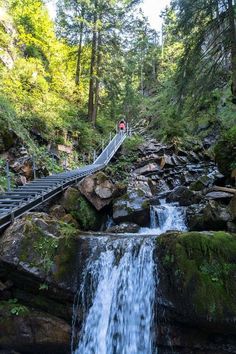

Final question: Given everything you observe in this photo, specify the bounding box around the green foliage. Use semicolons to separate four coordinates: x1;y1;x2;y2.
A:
0;298;29;317
123;135;144;153
215;126;236;177
59;221;77;239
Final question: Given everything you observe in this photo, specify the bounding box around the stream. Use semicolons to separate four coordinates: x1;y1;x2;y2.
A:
71;201;187;354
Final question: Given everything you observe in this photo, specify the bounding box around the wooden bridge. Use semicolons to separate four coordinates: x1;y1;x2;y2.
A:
0;131;128;231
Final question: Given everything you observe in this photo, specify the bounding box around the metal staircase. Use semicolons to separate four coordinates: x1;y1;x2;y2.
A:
0;131;127;231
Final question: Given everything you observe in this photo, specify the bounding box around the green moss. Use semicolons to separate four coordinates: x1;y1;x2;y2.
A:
70;195;98;230
53;236;77;281
19;220;59;275
142;200;150;209
158;231;236;318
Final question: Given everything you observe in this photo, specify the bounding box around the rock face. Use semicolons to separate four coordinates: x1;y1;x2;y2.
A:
0;310;70;353
113;190;150;226
0;213;92;353
78;172;117;211
156;231;236;353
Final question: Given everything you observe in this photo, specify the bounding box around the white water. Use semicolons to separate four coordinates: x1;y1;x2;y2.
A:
71;200;187;354
140;199;187;235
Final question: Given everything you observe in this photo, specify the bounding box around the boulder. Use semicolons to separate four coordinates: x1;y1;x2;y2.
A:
78;172;117;211
187;200;231;231
0;309;70;353
61;187;101;230
156;231;236;336
134;163;160;175
113;190;150;226
166;186;201;206
189;175;213;191
106;222;140;233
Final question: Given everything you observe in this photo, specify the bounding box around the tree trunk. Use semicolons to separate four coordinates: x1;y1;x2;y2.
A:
92;29;102;125
75;7;85;86
88;1;98;122
228;0;236;99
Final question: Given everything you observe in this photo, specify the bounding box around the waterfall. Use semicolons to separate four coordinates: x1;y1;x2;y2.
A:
141;199;187;235
71;200;187;354
71;236;157;354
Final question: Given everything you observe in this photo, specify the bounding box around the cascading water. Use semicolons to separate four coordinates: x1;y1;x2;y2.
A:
71;200;187;354
141;199;187;235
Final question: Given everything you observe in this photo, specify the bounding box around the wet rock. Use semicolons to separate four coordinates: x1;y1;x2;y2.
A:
78;172;117;211
205;191;234;202
189;175;213;191
0;309;70;353
113;190;150;226
166;186;201;206
106;222;140;233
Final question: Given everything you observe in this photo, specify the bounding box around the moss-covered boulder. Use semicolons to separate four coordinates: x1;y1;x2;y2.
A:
0;213;79;287
61;186;103;230
157;231;236;333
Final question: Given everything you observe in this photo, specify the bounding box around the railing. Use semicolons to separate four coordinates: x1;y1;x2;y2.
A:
0;129;128;231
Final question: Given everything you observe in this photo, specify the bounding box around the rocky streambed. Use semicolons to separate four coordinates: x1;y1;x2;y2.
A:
0;138;236;353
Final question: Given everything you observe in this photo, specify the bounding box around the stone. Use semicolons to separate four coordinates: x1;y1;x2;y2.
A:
229;194;236;222
134;163;160;175
113;190;150;226
106;222;140;233
60;187;101;230
166;186;201;206
0;309;70;353
78;172;116;211
156;231;236;339
50;205;66;219
187;200;231;231
189;175;213;191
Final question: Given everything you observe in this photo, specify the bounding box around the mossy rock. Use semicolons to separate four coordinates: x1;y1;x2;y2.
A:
157;231;236;324
61;187;101;230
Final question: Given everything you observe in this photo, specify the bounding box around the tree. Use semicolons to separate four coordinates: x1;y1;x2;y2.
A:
171;0;236;102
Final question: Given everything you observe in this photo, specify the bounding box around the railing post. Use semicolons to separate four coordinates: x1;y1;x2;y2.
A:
109;132;112;141
6;159;11;192
51;155;54;174
93;149;96;163
102;140;104;151
32;155;36;180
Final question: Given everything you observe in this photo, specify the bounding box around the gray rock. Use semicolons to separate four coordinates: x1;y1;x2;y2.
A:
0;309;70;353
134;163;160;175
106;222;140;233
78;172;117;210
113;190;150;226
166;186;201;206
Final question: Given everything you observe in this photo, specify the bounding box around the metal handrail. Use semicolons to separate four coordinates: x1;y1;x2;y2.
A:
0;130;129;231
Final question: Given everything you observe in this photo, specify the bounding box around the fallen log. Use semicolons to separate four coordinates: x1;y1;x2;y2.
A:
212;186;236;194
